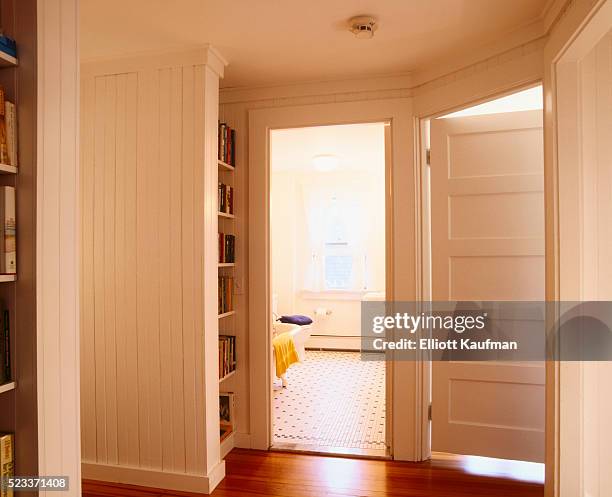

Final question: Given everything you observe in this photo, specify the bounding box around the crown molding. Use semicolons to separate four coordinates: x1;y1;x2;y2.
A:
81;44;228;78
220;73;413;105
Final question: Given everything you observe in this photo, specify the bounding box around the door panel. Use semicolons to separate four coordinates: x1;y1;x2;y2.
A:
430;110;545;462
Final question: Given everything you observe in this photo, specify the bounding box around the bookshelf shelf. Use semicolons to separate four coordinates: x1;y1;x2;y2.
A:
219;370;236;383
0;164;17;174
0;274;16;283
218;211;235;219
218;160;235;172
218;262;235;268
218;311;235;319
0;381;15;394
0;51;17;68
220;430;235;459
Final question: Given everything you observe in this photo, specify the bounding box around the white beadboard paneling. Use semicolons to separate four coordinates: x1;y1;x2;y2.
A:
37;0;81;495
80;48;226;491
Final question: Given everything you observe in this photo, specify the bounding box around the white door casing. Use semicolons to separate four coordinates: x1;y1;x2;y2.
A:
430;110;545;462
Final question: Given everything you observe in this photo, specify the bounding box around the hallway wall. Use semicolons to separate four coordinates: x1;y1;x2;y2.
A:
79;48;225;490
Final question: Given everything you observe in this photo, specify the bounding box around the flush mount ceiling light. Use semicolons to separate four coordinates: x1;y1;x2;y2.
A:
348;16;378;39
312;154;339;172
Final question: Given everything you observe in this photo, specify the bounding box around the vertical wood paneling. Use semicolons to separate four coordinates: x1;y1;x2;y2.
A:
180;65;197;473
80;75;97;462
135;69;151;467
114;73;128;466
103;75;118;465
93;75;108;462
157;67;174;471
124;73;140;467
81;53;223;482
146;67;163;469
169;67;187;473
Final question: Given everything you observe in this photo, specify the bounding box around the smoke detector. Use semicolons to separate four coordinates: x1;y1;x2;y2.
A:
348;16;377;39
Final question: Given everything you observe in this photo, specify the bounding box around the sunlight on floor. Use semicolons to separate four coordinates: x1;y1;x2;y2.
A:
459;454;545;484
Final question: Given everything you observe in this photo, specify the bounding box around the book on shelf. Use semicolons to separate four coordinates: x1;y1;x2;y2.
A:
219;335;236;379
0;35;16;58
4;101;16;168
0;90;17;168
218;121;236;167
219;392;235;441
0;309;10;385
218;275;234;314
218;183;233;215
0;187;16;274
0;433;14;497
218;233;235;264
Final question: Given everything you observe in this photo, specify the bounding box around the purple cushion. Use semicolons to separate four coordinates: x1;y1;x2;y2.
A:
278;314;313;326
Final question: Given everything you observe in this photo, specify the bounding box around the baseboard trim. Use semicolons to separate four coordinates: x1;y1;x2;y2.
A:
306;336;360;350
82;460;226;494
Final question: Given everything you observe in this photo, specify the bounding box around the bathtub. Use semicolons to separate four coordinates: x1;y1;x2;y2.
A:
272;321;312;362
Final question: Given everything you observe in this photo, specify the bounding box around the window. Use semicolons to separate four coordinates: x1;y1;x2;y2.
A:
324;250;352;290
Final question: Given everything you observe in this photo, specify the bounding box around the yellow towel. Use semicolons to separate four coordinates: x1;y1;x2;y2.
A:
272;333;300;377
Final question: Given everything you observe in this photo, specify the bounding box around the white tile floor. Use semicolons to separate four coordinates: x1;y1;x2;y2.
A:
272;350;386;453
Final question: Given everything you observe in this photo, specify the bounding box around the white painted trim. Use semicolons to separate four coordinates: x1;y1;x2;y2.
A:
81;45;227;79
37;0;82;495
249;98;419;460
305;336;361;350
545;3;612;496
82;461;226;494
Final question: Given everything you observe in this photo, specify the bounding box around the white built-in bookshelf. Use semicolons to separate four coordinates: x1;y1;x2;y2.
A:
218;121;238;458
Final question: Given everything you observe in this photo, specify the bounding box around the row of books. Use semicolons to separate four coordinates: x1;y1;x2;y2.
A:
0;310;11;385
218;276;234;315
0;88;18;168
218;122;236;167
219;392;235;442
218;233;235;264
0;187;15;275
219;335;236;379
218;183;234;215
0;433;13;497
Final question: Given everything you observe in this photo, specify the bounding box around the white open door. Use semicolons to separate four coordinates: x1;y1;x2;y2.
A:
430;110;545;462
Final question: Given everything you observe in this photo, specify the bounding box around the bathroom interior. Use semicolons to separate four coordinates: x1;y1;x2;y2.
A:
270;122;387;456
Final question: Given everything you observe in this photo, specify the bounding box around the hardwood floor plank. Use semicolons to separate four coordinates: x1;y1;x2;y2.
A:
82;449;544;497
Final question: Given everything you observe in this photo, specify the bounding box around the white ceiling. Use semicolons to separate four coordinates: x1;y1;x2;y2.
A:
80;0;548;89
271;123;385;172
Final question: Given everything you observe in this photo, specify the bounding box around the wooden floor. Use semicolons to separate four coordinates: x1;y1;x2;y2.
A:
83;449;544;497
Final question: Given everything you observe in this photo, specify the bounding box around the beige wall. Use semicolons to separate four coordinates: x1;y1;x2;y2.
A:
79;48;226;492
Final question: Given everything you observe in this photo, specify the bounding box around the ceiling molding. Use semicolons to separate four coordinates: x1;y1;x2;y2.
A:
220;73;413;105
80;44;228;77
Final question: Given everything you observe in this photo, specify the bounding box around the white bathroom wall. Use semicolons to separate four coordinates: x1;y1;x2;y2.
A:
271;163;385;348
270;172;297;316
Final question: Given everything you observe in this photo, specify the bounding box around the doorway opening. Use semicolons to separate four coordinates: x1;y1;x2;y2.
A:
269;122;388;457
422;85;545;482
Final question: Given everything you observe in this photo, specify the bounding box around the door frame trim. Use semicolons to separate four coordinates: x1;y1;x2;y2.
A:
248;98;420;459
544;1;612;495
